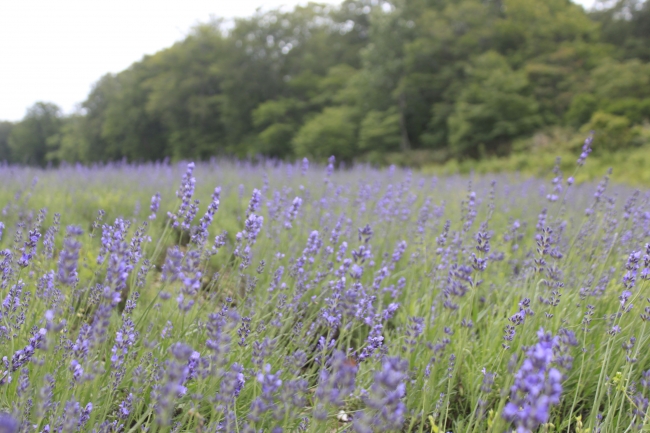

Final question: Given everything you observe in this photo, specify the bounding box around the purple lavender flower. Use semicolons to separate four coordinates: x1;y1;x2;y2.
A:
100;219;134;304
192;187;221;247
502;329;565;433
217;362;246;405
117;393;133;419
17;228;40;268
358;322;384;362
10;328;47;372
161;321;173;339
162;246;184;283
247;188;262;217
2;280;23;313
153;342;196;425
0;412;18;433
313;350;358;420
301;157;309;176
391;241;407;266
623;250;642;291
36;374;55;418
577;133;593;166
42;213;60;259
248;363;283;423
168;162;196;229
110;317;138;368
353;356;408;432
404;317;424;350
176;249;202;312
206;309;239;368
215;363;246;431
246;214;264;242
149;192;161;220
284;197;302;229
326;156;335;179
70;359;84;383
57;225;83;286
57;399;93;432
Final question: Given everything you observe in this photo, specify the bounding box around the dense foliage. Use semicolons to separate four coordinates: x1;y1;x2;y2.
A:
1;143;650;432
2;0;650;167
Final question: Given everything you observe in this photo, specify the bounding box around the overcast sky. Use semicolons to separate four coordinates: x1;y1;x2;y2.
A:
0;0;594;122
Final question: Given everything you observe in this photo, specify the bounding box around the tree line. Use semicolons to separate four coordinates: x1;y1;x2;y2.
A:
2;0;650;166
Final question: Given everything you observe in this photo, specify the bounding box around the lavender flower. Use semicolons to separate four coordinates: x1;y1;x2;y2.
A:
503;329;565;433
117;393;133;420
192;187;221;247
162;246;184;283
0;413;18;433
244;214;264;243
314;350;358;419
10;328;46;372
110;317;137;368
57;225;83;286
215;363;246;431
577;133;593;166
149;192;161;220
247;188;262;217
284;197;302;229
57;399;93;432
353;357;408;432
70;359;84;383
42;213;60;259
326;156;335;179
168;162;196;229
390;241;407;266
248;363;283;423
17;228;40;268
153;342;196;425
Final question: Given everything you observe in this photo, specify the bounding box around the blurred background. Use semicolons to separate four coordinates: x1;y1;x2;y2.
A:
1;0;649;182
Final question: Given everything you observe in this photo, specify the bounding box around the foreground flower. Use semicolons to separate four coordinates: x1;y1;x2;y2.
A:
503;329;564;433
353;356;408;432
0;412;18;433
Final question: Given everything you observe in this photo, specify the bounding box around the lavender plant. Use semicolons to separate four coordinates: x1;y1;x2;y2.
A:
0;146;648;432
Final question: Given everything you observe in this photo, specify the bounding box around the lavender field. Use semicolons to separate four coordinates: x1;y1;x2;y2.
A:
1;149;649;433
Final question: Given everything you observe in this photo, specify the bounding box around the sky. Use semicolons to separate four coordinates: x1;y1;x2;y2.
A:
0;0;594;122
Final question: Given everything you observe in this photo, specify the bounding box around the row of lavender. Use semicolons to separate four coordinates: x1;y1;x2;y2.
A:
0;143;649;432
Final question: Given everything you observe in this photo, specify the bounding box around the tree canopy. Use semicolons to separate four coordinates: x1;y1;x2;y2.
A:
3;0;650;166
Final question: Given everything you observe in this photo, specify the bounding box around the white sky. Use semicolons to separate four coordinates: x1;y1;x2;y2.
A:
0;0;594;122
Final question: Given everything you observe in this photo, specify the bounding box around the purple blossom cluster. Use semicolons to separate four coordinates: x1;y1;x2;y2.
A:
503;329;565;432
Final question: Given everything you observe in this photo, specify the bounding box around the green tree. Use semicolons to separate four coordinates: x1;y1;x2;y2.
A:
358;109;401;153
293;106;359;160
404;0;500;149
582;111;636;152
591;0;650;61
8;102;63;166
0;121;13;162
566;93;599;127
46;115;89;163
447;52;541;156
143;24;229;160
100;63;167;162
27;0;650;165
252;98;305;158
78;74;121;162
591;59;650;100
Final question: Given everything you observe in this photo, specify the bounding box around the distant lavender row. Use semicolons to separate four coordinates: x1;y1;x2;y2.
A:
1;142;650;432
